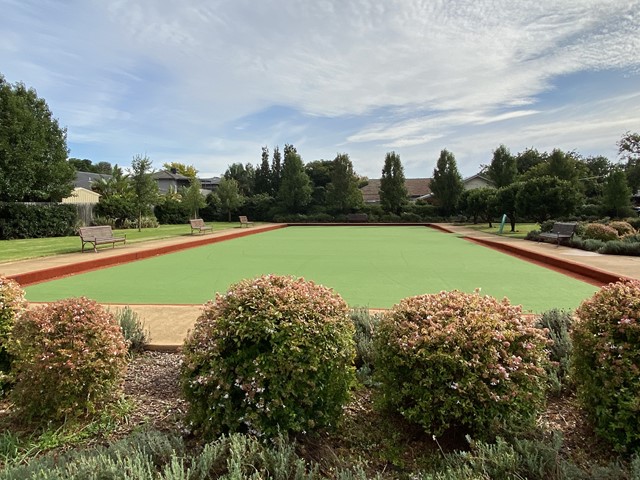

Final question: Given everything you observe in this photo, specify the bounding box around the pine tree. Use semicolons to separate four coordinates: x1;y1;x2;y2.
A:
270;146;282;196
254;146;271;195
430;149;464;217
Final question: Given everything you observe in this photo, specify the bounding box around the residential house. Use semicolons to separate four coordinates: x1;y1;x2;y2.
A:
152;169;192;194
415;174;495;202
360;178;432;204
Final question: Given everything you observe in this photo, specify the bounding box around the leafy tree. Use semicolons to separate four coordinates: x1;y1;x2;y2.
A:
0;75;74;201
68;158;95;172
379;152;408;215
430;149;464;217
270;146;282;196
494;182;523;232
515;148;545;175
95;161;113;174
129;154;159;231
326;153;363;214
618;131;640;193
91;164;130;198
580;155;612;200
603;168;632;218
458;188;497;225
515;176;582;224
305;159;334;208
278;144;312;213
487;144;517;188
224;163;255;196
216;177;243;221
547;149;586;183
162;162;198;178
181;177;206;219
254;146;271;195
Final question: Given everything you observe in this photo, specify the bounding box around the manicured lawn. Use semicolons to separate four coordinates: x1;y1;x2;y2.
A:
25;226;597;313
462;222;540;239
0;223;238;263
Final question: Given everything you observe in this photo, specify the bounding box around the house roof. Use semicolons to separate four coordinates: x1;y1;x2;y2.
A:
152;170;192;181
360;178;432;203
74;171;112;190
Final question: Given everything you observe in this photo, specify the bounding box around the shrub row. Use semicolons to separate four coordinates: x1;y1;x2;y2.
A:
0;202;78;239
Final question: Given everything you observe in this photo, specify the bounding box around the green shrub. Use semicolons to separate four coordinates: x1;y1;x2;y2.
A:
572;280;640;452
583;223;619;242
350;308;381;383
181;275;356;438
536;309;573;394
7;297;128;423
374;291;549;440
114;306;149;354
539;220;556;233
608;221;636;236
0;202;78;239
0;277;26;393
598;240;640;256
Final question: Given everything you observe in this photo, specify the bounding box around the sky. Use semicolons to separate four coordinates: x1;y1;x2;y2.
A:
1;0;639;179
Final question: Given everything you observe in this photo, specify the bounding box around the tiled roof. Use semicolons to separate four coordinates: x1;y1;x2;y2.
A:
360;178;432;202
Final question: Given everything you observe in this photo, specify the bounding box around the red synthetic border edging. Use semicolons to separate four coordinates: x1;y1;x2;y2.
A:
9;224;286;286
285;222;432;227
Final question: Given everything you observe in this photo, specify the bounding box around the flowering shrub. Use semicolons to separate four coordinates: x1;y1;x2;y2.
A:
0;277;27;392
583;223;619;242
572;280;640;452
8;297;128;423
608;221;636;237
374;290;549;439
181;275;356;438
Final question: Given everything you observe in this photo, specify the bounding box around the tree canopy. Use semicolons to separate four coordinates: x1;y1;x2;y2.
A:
379;152;407;215
487;144;517;188
0;75;74;202
430;149;464;216
163;162;198;178
326;153;363;214
277;144;312;213
129;154;159;231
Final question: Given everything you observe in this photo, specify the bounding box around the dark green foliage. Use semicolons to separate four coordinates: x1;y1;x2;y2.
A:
277;145;312;213
0;75;74;202
130;154;159;232
494;183;523;232
93;196;137;228
598;240;640;256
603;169;632;218
516;176;582;223
430;149;464;216
0;202;77;239
516;148;545;175
572;280;640;452
153;197;190;225
326;154;363;214
487;144;517;187
215;177;244;222
224;162;255;197
379;151;408;215
536;309;573;394
350;308;380;382
458;187;497;225
0;277;26;395
182;275;356;439
241;193;276;221
254;146;272;195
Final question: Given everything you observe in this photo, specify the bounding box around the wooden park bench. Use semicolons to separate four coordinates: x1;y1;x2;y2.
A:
538;222;577;246
239;216;254;227
79;226;126;253
190;218;212;235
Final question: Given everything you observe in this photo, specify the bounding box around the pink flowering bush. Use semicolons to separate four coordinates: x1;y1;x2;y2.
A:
0;277;27;392
374;290;549;439
572;280;640;452
8;297;128;423
181;275;356;439
583;223;619;242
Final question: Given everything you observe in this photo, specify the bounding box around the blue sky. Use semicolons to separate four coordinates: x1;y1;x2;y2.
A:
1;0;639;179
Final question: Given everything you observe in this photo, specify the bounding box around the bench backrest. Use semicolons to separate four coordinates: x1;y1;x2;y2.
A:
79;226;114;238
190;219;205;228
239;216;249;223
551;222;577;235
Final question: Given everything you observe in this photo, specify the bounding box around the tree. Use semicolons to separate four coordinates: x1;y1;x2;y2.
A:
129;154;159;231
379;152;408;215
494;182;523;232
603;168;632;218
326;153;364;214
458;188;497;226
515;148;545;176
95;161;113;174
618;131;640;194
430;149;464;217
68;158;95;172
91;164;130;198
579;155;612;201
216;177;243;222
277;144;312;213
224;163;255;197
270;146;282;196
515;176;582;224
254;146;271;195
182;177;206;219
305;159;334;208
487;145;517;188
0;75;74;201
162;162;198;178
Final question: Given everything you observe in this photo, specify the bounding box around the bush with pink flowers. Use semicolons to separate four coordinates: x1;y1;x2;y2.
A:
181;275;356;439
374;290;549;439
607;221;636;237
583;223;620;242
8;297;128;423
572;280;640;452
0;276;26;393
